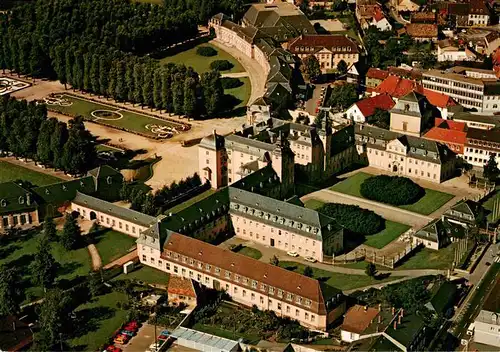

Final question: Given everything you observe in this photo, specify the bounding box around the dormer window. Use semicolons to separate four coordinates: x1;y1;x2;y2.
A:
106;176;112;185
18;196;24;204
0;199;6;207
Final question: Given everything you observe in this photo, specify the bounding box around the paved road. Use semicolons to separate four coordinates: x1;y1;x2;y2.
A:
301;189;433;227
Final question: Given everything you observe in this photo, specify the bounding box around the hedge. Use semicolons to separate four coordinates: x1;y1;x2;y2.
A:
210;59;233;71
360;175;424;206
318;203;384;236
196;46;217;57
221;77;243;89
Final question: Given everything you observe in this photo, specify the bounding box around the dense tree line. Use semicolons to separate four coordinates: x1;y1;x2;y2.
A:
0;96;96;175
360;175;424;206
163;0;250;23
0;0;225;117
120;173;203;215
318;203;384;236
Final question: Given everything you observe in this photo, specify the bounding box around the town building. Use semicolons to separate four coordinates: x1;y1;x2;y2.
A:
423;118;468;156
137;231;346;330
452;112;500;131
285;34;359;73
412;218;451;250
372;76;421;101
366;68;390;91
359;6;392;32
464;127;500;168
355;0;379;25
346;94;395;123
405;23;438;42
437;39;477;62
355;124;457;183
422;67;500;112
389;91;435;137
447;0;491;27
474;278;500;348
167;276;200;307
458;30;500;57
411;12;437;24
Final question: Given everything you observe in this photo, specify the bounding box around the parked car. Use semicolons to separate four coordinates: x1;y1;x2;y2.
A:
120;330;135;337
158;334;169;341
305;256;317;263
105;346;122;352
114;334;129;345
287;251;299;257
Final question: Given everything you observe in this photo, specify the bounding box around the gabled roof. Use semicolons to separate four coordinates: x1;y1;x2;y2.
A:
366;68;389;81
449;199;482;218
87;165;122;180
424;124;467;146
287;34;359;54
405;23;438;38
375;76;421;98
200;131;225;150
422;89;457;109
414;218;445;243
352;94;395;118
33;176;96;205
341;305;380;334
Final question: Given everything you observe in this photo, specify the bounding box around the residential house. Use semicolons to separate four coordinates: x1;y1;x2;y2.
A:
423;118;468;156
360;6;392;31
413;218;450;250
438;0;491;27
443;199;484;228
372;76;421;101
366;68;390;92
411;12;437;24
346;94;395;123
425;281;458;317
458;29;500;56
167;276;200;307
405;23;438;42
355;0;379;24
286;34;359;72
474;278;500;348
437;39;477;62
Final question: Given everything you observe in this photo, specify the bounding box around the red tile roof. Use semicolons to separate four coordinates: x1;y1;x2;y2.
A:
287;35;359;54
373;7;385;22
375;76;422;98
367;68;389;80
434;118;467;131
342;305;380;334
355;94;395;117
406;23;438;38
422;89;457;108
168;276;197;298
424;119;467;153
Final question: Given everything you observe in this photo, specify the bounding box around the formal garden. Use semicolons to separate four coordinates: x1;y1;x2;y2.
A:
304;199;410;249
0;160;63;186
330;172;454;215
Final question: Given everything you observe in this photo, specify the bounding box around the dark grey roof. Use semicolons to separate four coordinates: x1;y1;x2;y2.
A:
228;187;342;241
466;127;500;144
225;134;277;152
0;182;38;215
483;81;500;96
200;131;225;150
73;192;155;227
453;112;500;127
414;218;442;243
355;124;399;141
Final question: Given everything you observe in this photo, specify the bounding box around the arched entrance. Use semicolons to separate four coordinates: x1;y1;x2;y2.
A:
90;211;97;220
392;165;398;172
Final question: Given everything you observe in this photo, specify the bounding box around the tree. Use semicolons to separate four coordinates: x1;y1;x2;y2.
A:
337;59;348;74
303;266;314;277
141;194;156;216
142;65;153;109
270;255;279;266
360;175;424;206
302;55;321;81
365;263;376;277
483;154;499;183
183;76;198;118
327;84;358;111
153;68;163;110
0;265;22;316
133;63;143;105
36;118;57;165
368;108;390;129
88;272;103;297
43;215;57;241
318;203;384;236
60;213;80;250
30;235;58;290
50;121;68;170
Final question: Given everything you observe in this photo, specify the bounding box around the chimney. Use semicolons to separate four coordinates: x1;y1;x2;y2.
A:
364;305;368;312
394;321;397;330
392;307;395;315
378;314;381;323
378;303;381;312
398;315;402;325
213;129;217;136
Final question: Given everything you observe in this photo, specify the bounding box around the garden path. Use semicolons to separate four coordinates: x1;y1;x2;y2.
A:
103;251;138;270
221;72;250;78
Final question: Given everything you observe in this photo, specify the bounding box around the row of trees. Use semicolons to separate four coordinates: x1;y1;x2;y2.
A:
0;97;96;175
120;173;203;215
163;0;249;24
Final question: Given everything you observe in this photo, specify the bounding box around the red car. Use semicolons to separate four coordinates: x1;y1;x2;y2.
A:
106;346;122;352
123;325;138;332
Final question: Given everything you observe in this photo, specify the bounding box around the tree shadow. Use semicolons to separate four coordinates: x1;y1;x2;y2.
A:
57;274;87;291
375;272;391;280
8;253;35;268
56;261;83;277
70;306;116;341
150;35;211;59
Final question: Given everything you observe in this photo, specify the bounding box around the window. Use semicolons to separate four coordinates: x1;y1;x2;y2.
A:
142;255;146;261
286;306;290;313
311;315;315;322
205;277;210;284
305;313;309;320
132;227;136;233
251;280;257;288
214;268;220;275
150;257;155;264
234;274;240;282
206;264;211;271
234;287;238;294
287;293;292;301
295;309;300;317
260;296;264;304
225;271;231;279
278;289;283;297
158;260;162;267
278;303;282;310
243;290;246;297
166;263;170;270
173;266;178;273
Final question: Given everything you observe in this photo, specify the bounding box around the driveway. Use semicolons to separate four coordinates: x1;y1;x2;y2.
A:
305;83;328;116
123;323;166;352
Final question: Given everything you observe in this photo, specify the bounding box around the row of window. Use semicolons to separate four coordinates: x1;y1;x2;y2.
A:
1;213;32;227
236;217;318;245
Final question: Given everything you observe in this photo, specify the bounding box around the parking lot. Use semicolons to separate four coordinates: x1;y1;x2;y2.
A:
122;324;166;352
305;83;329;116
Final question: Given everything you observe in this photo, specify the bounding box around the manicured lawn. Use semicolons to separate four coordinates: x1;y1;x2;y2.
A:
94;230;137;265
193;322;261;344
47;94;183;137
304;198;409;248
116;265;170;286
482;190;500;223
233;246;262;260
159;43;244;74
68;291;130;351
0;160;63;186
364;221;411;249
166;189;216;214
224;77;251;111
330;172;454;215
0;231;92;301
396;243;458;270
96;144;123;153
278;261;401;291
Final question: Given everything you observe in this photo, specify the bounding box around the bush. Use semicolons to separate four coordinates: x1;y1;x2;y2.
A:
319;203;384;236
360;175;424;206
221;77;243;89
210;59;233;71
196;46;217;57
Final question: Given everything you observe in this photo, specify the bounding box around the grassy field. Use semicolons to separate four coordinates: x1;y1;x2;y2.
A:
304;198;410;249
115;265;170;286
0;160;63;186
482;190;500;223
224;77;251;111
233;246;262;260
68;291;130;351
166;189;216;214
278;261;401;291
396;243;458;270
0;231;91;301
47;95;182;137
330;172;454;215
94;230;137;265
160;43;244;74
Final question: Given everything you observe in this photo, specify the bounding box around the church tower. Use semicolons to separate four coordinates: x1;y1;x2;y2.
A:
271;131;295;196
317;114;332;175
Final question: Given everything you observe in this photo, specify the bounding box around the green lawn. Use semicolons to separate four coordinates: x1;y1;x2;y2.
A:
96;144;123;153
166;189;215;214
0;160;63;186
304;198;410;249
0;232;92;301
330;172;454;215
94;230;137;265
68;291;130;351
47;94;183;137
482;191;500;223
396;243;458;270
365;221;411;249
115;265;170;286
192;322;261;344
278;261;401;291
159;43;244;74
224;77;251;112
233;246;262;260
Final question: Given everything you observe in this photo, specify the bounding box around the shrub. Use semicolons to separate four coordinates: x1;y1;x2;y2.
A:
196;46;217;57
360;175;424;206
319;203;384;236
210;59;233;71
221;77;243;89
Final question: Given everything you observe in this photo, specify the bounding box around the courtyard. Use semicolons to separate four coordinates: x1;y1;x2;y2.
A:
44;94;188;138
329;172;455;215
93;229;137;266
